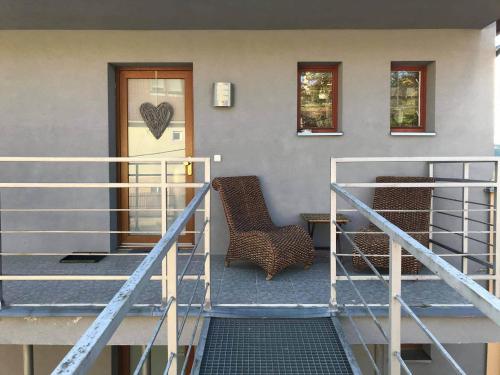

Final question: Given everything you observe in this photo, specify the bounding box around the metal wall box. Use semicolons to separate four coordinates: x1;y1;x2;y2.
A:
212;82;233;107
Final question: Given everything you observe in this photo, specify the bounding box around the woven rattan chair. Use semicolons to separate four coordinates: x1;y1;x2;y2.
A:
353;176;434;274
212;176;314;280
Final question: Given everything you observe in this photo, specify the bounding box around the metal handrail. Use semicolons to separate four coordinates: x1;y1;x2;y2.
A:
330;156;500;374
331;182;500;325
51;183;210;375
336;216;467;374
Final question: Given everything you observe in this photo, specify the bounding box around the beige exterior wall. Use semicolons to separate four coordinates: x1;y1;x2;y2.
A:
0;345;111;375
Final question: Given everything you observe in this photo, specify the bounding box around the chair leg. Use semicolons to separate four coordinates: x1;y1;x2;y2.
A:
265;273;273;281
224;259;231;267
304;264;311;270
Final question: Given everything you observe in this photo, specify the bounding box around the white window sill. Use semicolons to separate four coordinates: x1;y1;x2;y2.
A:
297;131;344;137
390;131;436;137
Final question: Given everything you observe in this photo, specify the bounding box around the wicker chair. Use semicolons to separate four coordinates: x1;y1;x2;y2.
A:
212;176;314;280
353;176;434;274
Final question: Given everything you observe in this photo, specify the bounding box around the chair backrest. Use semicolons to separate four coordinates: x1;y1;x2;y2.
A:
373;176;434;234
212;176;274;233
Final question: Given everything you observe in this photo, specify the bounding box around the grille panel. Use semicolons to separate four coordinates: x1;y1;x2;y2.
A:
199;318;354;375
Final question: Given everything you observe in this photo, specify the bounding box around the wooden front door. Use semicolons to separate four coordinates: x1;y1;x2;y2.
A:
117;67;194;246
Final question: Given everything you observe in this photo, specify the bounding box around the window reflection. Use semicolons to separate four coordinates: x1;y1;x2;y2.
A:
391;70;422;129
299;71;334;129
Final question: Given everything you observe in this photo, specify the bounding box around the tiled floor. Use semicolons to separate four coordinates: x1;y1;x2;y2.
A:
0;252;469;308
211;254;469;306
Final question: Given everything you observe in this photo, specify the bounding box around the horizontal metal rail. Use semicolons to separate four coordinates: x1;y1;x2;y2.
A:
0;275;202;281
0;182;205;188
0;156;208;163
331;182;500;325
0;252;195;256
338;182;496;188
342;230;493;235
336;274;496;281
429;239;494;269
430;224;493;247
338;208;494;213
0;230;199;234
433;194;493;208
333;156;500;163
338;253;494;258
51;183;209;375
0;208;204;212
435;211;493;226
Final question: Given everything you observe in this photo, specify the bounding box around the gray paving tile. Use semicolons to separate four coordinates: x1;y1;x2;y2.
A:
257;280;297;304
291;280;330;304
0;253;472;308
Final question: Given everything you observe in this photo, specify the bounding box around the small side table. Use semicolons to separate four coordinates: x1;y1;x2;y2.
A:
300;213;349;251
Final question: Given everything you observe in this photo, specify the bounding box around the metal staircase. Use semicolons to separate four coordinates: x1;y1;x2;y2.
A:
192;316;361;375
46;156;500;375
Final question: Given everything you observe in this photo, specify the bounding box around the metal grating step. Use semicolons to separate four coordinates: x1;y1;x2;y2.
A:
196;317;359;375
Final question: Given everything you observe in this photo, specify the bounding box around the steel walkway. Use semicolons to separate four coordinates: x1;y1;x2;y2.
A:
192;316;361;375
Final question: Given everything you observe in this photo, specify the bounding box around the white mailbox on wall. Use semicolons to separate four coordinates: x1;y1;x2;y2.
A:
212;82;234;107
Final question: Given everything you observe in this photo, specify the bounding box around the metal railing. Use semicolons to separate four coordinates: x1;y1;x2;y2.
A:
52;183;210;374
15;157;213;375
330;157;500;375
2;155;500;374
0;157;210;310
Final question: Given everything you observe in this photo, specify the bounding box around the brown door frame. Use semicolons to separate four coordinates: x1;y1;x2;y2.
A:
116;66;194;246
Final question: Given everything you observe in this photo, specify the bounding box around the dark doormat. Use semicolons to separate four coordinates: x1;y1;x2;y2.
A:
60;253;107;263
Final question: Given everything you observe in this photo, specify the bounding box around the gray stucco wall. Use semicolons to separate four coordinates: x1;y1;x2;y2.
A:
0;26;496;254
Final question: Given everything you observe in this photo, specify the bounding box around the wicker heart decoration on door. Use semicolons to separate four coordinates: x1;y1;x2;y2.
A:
139;102;174;139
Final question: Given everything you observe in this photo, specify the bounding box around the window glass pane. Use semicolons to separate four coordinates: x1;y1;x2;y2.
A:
127;78;186;233
391;70;421;128
300;71;333;129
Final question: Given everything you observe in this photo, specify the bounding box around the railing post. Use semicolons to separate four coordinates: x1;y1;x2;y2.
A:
134;163;140;231
140;345;152;375
495;161;500;297
330;158;337;309
389;238;401;375
428;162;434;252
161;161;168;303
204;159;211;309
23;344;34;375
166;240;178;374
462;162;469;274
0;192;3;309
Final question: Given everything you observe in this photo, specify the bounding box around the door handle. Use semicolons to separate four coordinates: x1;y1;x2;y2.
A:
184;161;193;176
